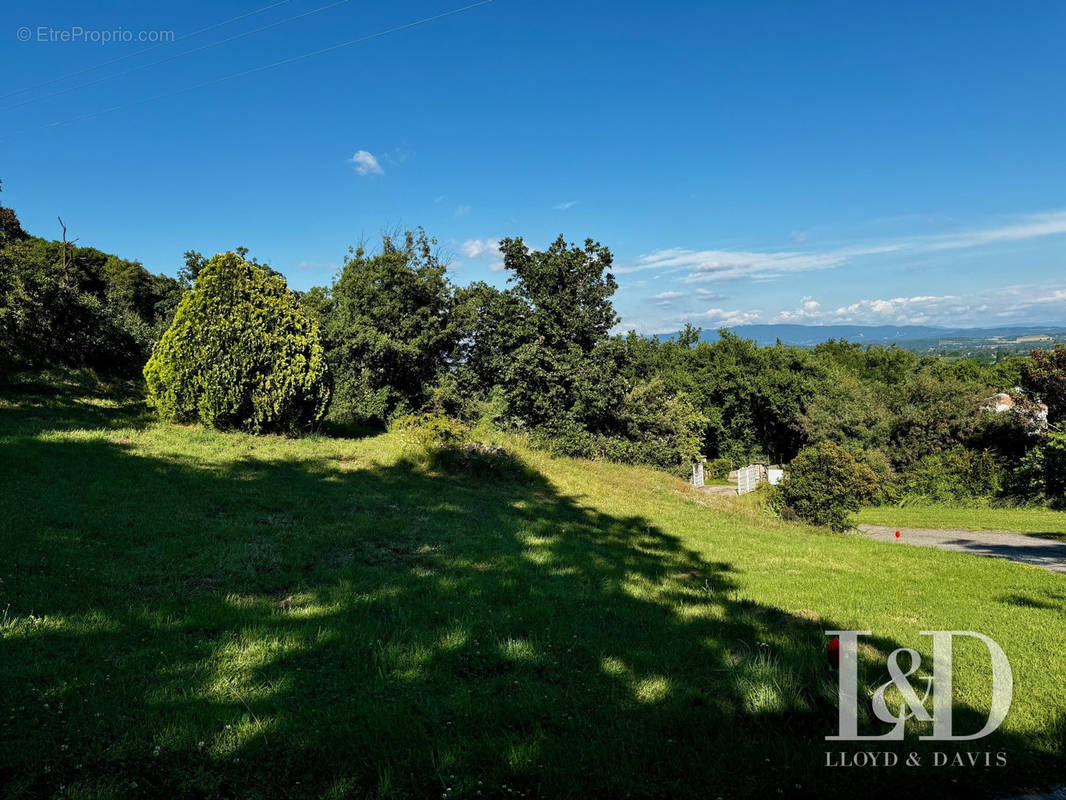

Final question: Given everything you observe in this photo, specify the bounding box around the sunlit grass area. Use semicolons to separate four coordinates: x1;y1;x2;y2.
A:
856;504;1066;536
2;371;1065;798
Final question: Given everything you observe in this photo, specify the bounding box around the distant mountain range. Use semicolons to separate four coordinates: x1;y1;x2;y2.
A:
658;324;1066;351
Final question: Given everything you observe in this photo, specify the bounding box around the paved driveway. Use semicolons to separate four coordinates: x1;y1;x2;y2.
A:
857;524;1066;574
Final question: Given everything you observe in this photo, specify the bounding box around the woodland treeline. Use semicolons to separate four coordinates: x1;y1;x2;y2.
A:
2;187;1063;509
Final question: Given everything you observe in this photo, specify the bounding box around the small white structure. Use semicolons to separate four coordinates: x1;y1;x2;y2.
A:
691;459;705;487
736;464;765;495
986;392;1016;413
737;463;783;495
981;389;1049;433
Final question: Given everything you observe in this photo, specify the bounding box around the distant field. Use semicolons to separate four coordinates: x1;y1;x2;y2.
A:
2;371;1065;799
856;504;1066;536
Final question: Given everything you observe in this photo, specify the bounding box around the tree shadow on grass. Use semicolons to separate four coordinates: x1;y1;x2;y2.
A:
1;433;1063;799
0;369;151;434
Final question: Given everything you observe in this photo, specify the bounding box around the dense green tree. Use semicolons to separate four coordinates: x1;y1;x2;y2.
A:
887;364;984;469
1045;432;1066;503
0;241;145;373
450;280;531;406
656;331;819;463
0;233;180;375
1023;344;1066;426
317;229;459;423
179;250;209;289
491;235;620;428
144;252;329;433
800;366;891;453
0;180;29;243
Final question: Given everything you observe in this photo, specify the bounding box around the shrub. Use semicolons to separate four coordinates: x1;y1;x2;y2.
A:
1008;432;1066;506
391;411;523;477
1046;433;1066;506
534;425;678;469
770;440;879;531
853;448;898;504
531;380;706;475
391;412;469;453
899;446;1002;502
706;458;733;480
143;252;330;434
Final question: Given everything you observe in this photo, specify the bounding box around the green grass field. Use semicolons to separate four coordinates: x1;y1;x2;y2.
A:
2;371;1065;799
856;504;1066;536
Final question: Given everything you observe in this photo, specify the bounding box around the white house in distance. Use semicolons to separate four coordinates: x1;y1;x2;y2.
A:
982;389;1049;432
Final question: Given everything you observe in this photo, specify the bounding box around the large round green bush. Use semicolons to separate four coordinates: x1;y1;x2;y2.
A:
143;252;330;433
770;440;880;531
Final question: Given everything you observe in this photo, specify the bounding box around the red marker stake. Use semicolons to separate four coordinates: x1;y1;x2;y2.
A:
828;636;840;669
895;530;901;539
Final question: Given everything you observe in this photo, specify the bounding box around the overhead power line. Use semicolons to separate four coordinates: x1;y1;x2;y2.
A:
4;0;351;112
0;0;294;101
8;0;494;139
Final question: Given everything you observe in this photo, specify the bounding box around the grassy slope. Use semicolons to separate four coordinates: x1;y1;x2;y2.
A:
856;504;1066;536
1;372;1065;799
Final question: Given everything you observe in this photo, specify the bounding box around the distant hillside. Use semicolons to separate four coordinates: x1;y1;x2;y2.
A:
658;324;1066;354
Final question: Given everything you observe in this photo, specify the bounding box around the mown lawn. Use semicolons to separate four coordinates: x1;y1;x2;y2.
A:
857;504;1066;536
2;371;1065;799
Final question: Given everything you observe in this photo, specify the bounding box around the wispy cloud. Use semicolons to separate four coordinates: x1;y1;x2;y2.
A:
695;289;728;300
553;200;578;210
652;290;684;307
923;211;1066;251
349;150;383;176
454;204;472;218
620;209;1066;284
619;244;898;282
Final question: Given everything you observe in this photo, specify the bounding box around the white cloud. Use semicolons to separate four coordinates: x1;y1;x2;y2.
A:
774;297;822;322
618;282;1066;334
461;238;496;258
349;150;383;176
461;238;504;271
697;307;762;326
763;284;1066;326
553;200;578;210
653;291;685;300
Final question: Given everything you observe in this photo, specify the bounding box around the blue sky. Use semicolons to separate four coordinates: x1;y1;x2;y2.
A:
3;0;1065;332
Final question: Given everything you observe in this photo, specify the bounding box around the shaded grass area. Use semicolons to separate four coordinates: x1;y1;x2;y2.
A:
857;504;1066;538
1;371;1065;799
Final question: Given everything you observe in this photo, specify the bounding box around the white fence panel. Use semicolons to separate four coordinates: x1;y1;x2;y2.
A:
737;465;759;495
